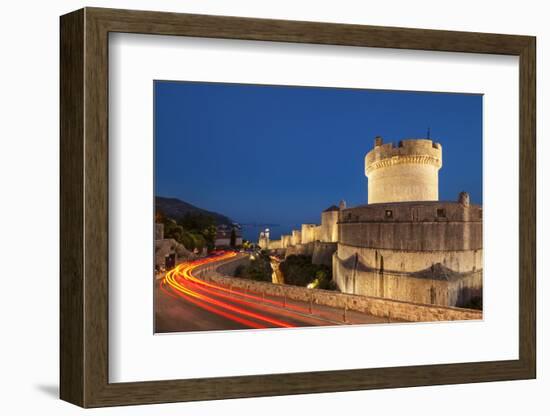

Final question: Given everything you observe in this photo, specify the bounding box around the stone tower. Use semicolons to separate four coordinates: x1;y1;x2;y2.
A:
365;137;443;204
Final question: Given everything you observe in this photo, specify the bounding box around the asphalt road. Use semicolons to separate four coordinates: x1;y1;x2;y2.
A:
155;251;395;333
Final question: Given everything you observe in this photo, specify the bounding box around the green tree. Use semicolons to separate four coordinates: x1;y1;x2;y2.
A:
279;255;334;289
177;213;217;250
234;252;272;282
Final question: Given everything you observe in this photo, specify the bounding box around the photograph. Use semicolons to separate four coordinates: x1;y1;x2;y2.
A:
153;81;483;333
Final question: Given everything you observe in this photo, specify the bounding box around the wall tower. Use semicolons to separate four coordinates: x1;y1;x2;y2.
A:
365;137;443;204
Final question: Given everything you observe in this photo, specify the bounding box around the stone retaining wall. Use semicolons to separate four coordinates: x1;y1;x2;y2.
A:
214;254;251;276
333;249;482;307
194;255;482;323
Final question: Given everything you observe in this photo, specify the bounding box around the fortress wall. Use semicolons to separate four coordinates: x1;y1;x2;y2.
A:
312;241;338;266
314;225;322;241
268;239;282;249
340;203;482;252
281;235;292;248
301;224;318;244
333;252;482;307
285;242;315;257
334;201;482;307
337;243;482;274
194;256;481;322
321;210;339;242
282;241;337;266
342;200;482;222
339;221;482;252
291;230;302;246
258;237;268;249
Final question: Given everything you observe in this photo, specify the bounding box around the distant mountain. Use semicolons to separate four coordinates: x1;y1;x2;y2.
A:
155;196;234;225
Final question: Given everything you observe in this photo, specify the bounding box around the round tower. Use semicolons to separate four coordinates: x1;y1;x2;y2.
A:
365;137;442;204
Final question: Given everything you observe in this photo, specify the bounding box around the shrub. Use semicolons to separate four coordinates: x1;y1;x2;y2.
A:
235;253;272;282
279;255;334;289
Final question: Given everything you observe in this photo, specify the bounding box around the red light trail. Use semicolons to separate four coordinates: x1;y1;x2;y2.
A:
161;251;336;330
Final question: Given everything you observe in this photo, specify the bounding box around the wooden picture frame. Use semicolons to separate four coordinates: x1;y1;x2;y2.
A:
60;7;536;408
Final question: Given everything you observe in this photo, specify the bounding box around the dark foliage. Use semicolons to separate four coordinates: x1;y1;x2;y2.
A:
157;210;216;252
234;253;272;282
279;255;335;289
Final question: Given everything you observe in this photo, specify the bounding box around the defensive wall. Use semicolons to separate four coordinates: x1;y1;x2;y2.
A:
282;234;293;248
334;200;483;307
263;203;341;251
320;207;339;242
266;239;282;249
285;242;314;257
301;223;319;244
193;255;482;322
291;230;302;246
312;242;338;266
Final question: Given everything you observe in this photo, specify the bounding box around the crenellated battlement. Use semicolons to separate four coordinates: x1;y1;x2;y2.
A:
365;137;442;171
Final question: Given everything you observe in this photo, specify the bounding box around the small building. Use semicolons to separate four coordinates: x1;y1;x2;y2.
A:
215;224;243;248
154;223;196;272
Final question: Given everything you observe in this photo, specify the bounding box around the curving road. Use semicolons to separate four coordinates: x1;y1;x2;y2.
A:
155;251;393;333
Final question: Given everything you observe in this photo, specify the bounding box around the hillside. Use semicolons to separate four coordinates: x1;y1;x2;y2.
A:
155;196;233;225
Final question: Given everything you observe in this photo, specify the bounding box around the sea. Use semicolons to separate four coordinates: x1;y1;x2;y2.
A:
239;223;298;243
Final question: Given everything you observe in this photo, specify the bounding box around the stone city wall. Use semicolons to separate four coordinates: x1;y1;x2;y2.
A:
301;224;318;244
320;210;339;242
285;242;315;257
284;241;337;264
337;243;482;275
291;230;302;246
339;202;483;252
312;242;338;266
333;252;482;307
268;239;282;249
194;255;481;322
281;235;293;248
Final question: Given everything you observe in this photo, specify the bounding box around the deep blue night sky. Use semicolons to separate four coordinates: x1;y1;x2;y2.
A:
154;81;482;240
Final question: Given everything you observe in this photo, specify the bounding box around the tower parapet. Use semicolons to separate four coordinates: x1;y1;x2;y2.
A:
365;137;442;204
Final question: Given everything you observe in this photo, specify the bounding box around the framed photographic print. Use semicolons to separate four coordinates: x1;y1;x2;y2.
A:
60;7;536;408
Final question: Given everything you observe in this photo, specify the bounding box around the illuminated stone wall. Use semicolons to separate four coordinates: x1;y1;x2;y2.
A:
333;200;483;307
268;239;282;249
365;138;442;204
301;224;318;244
291;230;302;246
311;242;337;266
194;256;482;322
320;209;339;242
333;254;482;307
